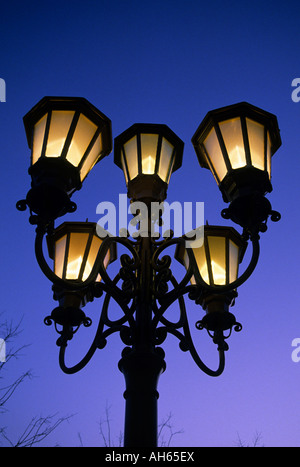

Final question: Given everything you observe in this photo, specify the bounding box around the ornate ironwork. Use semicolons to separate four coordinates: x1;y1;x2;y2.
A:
30;219;265;378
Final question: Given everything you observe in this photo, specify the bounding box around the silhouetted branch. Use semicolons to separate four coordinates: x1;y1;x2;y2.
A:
158;412;184;447
0;314;73;447
98;402;123;447
1;413;73;447
235;431;264;447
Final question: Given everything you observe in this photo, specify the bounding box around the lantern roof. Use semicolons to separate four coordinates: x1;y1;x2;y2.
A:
23;96;112;155
114;123;184;173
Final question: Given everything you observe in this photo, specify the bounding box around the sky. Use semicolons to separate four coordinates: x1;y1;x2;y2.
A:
0;0;300;448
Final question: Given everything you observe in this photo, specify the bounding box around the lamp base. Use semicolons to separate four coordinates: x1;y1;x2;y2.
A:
196;310;238;332
221;192;281;235
25;183;76;222
127;174;168;203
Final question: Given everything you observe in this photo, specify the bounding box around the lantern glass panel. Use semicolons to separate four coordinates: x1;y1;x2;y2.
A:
229;239;239;283
207;236;226;285
54;234;67;278
204;127;227;182
141;134;159;175
181;249;196;285
166;157;175;184
193;243;209;285
124;136;138;180
66;232;89;280
84;235;105;282
79;132;103;182
66;114;97;167
246;118;265;171
158;137;174;182
267;131;271;178
219;117;246;169
46;111;74;158
121;153;129;184
32;114;47;164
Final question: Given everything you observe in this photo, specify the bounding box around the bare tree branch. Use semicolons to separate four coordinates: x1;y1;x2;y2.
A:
158;412;184;447
0;314;74;447
98;402;123;447
0;371;32;413
0;315;30;372
1;414;73;447
235;431;264;447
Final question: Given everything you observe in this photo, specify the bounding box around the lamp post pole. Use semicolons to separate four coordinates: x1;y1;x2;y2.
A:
118;212;166;447
119;344;166;447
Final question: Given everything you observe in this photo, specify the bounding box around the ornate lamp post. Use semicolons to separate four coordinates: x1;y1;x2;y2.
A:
17;97;281;447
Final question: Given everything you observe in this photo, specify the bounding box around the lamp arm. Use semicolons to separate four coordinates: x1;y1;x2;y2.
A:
58;275;136;375
58;322;133;375
58;332;99;374
153;278;225;377
182;309;225;377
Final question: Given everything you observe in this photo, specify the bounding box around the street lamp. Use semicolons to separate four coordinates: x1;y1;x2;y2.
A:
17;96;112;222
176;225;247;287
17;97;281;447
192;102;282;233
175;225;247;350
47;221;114;283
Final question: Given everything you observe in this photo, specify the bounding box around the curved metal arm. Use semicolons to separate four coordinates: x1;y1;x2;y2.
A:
59;332;99;374
153;277;225;377
58;322;132;374
58;275;137;374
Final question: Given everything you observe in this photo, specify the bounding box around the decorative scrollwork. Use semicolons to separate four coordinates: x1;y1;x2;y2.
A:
154;264;173;297
37;216;252;378
119;253;139;299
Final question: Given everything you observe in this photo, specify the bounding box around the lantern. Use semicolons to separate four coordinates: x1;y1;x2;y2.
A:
23;96;112;219
114;123;184;201
191;102;281;203
175;225;247;287
47;221;116;283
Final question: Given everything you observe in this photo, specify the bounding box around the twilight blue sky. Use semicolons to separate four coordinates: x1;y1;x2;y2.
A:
1;0;300;447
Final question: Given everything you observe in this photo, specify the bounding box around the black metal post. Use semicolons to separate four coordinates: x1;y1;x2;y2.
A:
119;349;166;447
118;214;166;447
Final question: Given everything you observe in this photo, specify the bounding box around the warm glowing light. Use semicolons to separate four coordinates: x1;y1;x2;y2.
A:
66;256;84;280
65;254;108;281
46;138;66;158
143;154;155;174
229;145;245;169
200;261;226;285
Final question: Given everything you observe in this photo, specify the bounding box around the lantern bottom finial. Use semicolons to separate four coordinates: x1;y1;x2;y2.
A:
221;192;281;236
